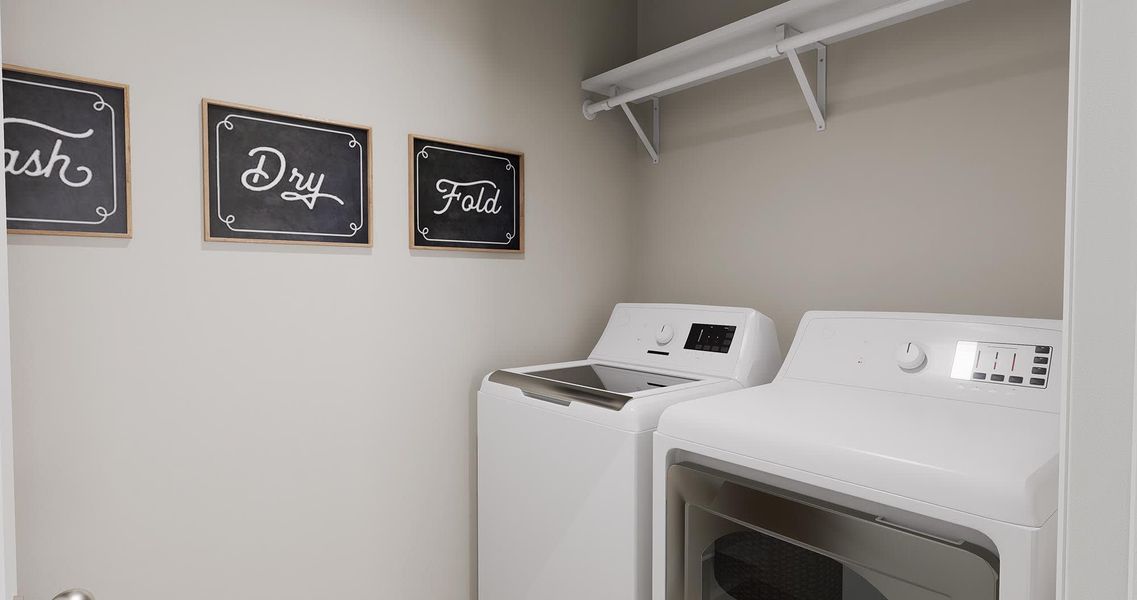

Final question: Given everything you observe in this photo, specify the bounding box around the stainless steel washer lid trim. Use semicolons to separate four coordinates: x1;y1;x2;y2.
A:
488;369;633;411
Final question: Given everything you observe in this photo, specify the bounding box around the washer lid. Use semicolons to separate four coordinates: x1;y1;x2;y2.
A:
481;358;738;432
488;364;698;411
657;379;1059;527
525;363;698;394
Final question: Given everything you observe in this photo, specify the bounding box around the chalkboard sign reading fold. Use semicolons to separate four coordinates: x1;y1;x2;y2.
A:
409;135;523;253
3;65;131;237
203;100;372;246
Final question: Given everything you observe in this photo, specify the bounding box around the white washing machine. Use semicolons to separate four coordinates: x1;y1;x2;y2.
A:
478;303;781;600
653;311;1061;600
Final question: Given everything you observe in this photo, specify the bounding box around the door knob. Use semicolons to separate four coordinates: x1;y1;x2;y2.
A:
52;589;94;600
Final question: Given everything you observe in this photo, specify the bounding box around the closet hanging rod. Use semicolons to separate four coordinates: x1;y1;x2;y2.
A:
582;0;952;119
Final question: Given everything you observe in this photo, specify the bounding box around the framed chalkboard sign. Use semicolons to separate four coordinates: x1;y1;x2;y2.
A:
203;100;371;246
2;65;131;237
409;135;523;253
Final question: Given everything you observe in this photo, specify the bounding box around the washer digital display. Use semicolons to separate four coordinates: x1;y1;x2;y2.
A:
684;324;736;354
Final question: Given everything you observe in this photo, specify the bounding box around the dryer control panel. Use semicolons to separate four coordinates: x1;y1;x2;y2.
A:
781;312;1062;413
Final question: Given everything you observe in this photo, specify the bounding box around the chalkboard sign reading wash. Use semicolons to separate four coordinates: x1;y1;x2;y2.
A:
203;100;371;246
3;65;131;237
409;135;523;253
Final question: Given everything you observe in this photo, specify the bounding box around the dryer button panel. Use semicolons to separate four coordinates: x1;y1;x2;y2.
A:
950;341;1052;388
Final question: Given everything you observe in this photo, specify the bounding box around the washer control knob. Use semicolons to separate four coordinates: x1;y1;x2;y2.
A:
896;342;927;371
656;324;675;345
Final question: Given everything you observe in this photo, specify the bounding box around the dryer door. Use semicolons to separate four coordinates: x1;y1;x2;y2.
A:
666;464;999;600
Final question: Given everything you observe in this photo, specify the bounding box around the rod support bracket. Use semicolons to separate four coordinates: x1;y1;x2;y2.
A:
609;86;661;164
778;24;828;132
582;99;597;121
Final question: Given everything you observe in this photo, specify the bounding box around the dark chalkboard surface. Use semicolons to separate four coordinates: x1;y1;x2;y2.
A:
3;66;131;237
409;135;523;253
203;100;371;246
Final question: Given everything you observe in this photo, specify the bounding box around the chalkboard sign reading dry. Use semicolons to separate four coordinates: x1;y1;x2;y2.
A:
409;135;523;253
203;100;371;246
3;66;131;237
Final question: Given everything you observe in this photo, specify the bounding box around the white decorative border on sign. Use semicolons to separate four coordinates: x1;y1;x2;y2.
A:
2;76;118;226
415;145;517;245
215;114;365;238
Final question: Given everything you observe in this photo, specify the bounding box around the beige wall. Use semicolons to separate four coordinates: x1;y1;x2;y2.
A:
630;0;1069;351
0;1;637;599
0;0;1075;598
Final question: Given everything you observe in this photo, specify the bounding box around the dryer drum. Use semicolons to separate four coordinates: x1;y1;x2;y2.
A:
710;531;844;600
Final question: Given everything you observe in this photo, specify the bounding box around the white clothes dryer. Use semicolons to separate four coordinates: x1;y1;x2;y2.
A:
478;303;781;600
653;311;1061;600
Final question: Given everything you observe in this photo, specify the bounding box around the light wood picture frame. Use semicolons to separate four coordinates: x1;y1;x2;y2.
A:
2;64;132;238
408;134;524;253
202;99;373;247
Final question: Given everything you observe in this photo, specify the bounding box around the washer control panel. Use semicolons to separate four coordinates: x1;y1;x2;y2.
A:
589;304;782;387
950;341;1052;388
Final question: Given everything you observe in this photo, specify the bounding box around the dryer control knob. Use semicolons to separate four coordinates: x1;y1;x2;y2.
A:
896;342;927;371
656;324;675;345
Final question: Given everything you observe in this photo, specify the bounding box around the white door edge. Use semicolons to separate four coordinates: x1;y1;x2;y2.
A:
0;6;17;599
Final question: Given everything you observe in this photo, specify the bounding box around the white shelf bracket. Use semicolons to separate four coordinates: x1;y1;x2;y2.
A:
778;24;827;132
619;94;660;164
586;86;660;164
621;99;660;164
